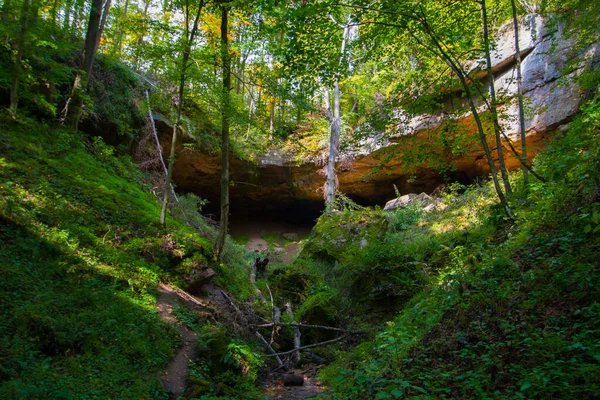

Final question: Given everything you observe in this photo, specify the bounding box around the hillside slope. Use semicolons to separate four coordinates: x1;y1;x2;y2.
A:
0;116;253;398
287;98;600;399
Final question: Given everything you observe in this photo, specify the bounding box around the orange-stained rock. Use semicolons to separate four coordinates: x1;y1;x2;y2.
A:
154;15;597;214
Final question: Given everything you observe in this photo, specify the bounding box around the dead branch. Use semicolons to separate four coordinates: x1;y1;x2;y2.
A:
254;322;366;334
266;283;281;345
255;331;284;367
263;335;349;357
284;303;301;364
220;289;284;367
249;261;268;304
171;285;210;308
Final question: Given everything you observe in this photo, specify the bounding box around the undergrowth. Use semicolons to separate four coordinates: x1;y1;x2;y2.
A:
300;96;600;398
262;96;600;398
0;115;254;398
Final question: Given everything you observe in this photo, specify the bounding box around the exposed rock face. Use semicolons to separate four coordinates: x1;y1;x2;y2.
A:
384;193;441;212
158;15;598;214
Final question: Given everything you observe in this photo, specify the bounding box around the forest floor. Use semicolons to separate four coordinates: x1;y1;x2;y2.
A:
229;219;312;263
261;365;325;399
156;281;326;399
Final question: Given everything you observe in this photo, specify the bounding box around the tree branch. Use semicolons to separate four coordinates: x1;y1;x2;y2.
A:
262;335;349;357
254;322;366;334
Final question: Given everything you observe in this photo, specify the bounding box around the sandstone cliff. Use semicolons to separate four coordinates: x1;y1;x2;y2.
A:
158;15;599;215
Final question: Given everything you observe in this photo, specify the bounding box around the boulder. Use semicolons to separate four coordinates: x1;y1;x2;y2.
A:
283;232;300;241
384;192;436;211
186;268;216;294
300;209;389;264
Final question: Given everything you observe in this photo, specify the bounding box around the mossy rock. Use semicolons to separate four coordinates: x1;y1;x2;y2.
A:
301;209;389;264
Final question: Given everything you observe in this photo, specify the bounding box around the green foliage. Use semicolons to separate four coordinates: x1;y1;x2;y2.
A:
388;204;423;232
0;115;255;398
0;117;181;398
192;325;263;398
173;304;205;332
221;340;263;382
313;97;600;399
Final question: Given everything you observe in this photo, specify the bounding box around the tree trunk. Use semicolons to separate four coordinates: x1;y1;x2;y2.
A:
9;0;30;118
50;0;58;26
325;21;350;207
63;0;72;32
214;2;231;259
68;0;104;129
326;81;340;206
115;0;129;56
284;304;302;364
96;0;112;54
134;0;151;68
160;0;205;226
269;97;275;137
511;0;528;189
481;0;512;197
415;23;513;217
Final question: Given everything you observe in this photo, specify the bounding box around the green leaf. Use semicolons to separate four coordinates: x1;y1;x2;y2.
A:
390;389;404;398
520;382;532;391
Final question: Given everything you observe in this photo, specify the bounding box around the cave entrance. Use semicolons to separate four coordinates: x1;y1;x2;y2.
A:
211;199;325;257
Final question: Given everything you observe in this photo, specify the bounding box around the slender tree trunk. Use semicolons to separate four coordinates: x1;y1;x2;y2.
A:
63;0;72;32
482;0;512;197
325;21;350;207
269;97;275;137
511;0;528;189
246;86;254;138
326;81;341;206
463;78;512;217
160;72;186;226
61;0;103;129
214;2;231;259
9;0;30;118
414;22;513;217
96;0;112;53
115;0;129;56
81;0;104;81
74;0;85;37
134;0;150;69
160;0;205;226
50;0;58;27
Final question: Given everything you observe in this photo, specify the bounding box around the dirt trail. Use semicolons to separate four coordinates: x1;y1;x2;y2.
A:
156;283;200;398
